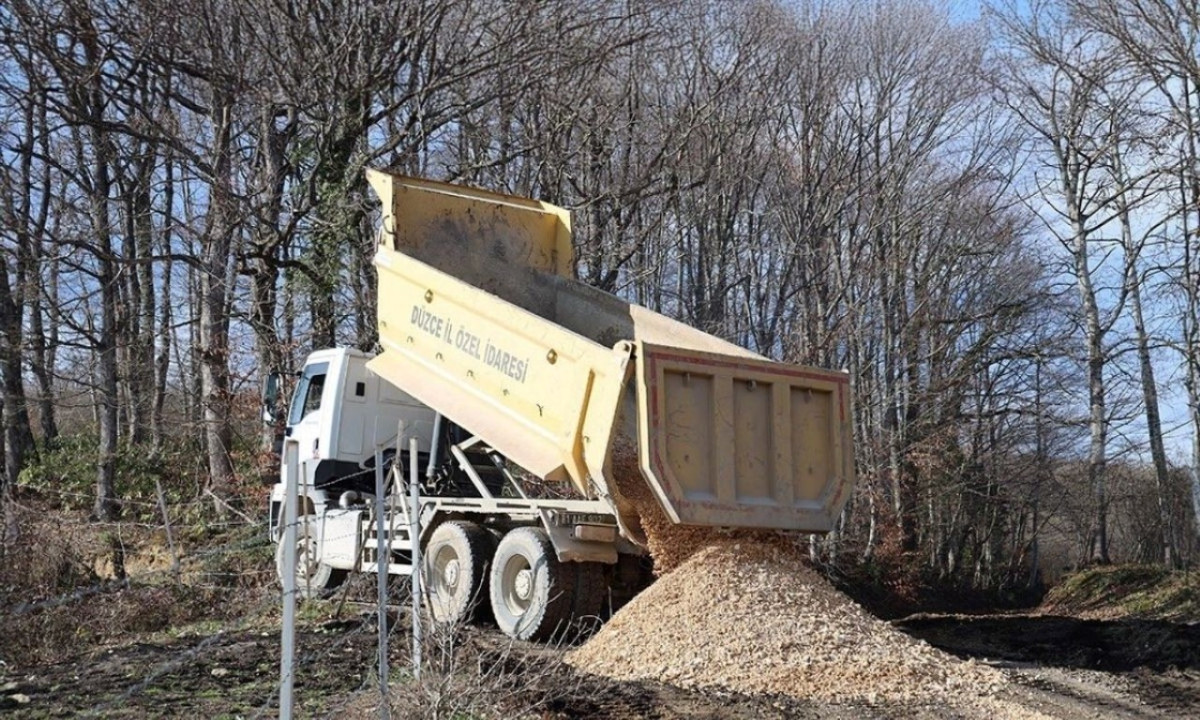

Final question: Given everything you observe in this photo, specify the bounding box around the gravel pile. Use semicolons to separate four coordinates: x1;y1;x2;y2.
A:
590;448;1016;707
567;540;1009;705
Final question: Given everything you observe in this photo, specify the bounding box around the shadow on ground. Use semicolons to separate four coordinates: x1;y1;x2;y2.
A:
895;614;1200;672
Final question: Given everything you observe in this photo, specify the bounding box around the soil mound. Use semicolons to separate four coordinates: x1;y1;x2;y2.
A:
567;539;1008;705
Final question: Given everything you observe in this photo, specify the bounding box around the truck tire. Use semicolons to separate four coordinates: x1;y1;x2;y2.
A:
570;561;607;633
490;527;603;641
276;520;345;599
425;520;495;625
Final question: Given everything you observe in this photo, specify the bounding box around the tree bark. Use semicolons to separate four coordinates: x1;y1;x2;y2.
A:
199;87;237;496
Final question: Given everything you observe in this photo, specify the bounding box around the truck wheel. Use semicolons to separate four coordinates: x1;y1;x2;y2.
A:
276;521;345;599
425;520;495;625
571;561;607;630
491;527;598;641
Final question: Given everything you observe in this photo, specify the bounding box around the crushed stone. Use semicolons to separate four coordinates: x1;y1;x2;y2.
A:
567;540;1010;705
585;443;1023;709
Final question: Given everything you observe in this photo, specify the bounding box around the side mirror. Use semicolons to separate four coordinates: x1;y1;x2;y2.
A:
263;370;281;423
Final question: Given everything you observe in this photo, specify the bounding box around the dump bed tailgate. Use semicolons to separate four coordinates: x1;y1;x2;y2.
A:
635;342;854;532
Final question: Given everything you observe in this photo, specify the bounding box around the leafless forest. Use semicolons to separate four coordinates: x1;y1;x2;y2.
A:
1;0;1199;596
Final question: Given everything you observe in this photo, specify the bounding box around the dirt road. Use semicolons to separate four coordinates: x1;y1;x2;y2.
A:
1;612;1196;718
896;614;1200;719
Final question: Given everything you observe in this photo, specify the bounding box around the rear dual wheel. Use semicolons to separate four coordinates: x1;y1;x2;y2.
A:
489;527;605;641
424;522;609;641
425;520;496;625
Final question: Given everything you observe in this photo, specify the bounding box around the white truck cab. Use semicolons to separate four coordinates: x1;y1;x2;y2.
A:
267;347;435;540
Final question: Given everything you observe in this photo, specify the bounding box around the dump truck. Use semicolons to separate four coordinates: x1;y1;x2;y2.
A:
266;171;855;641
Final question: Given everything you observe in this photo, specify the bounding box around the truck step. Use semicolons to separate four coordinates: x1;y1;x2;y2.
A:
363;527;412;538
361;562;414;576
363;537;413;551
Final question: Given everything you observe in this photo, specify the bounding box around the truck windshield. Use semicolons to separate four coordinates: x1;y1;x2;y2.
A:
287;362;329;426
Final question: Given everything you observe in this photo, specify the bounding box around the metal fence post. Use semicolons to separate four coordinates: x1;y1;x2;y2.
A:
153;478;179;579
374;446;391;720
409;436;422;680
279;441;299;720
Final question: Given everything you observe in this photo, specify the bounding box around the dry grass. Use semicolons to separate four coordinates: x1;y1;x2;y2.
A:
341;622;585;720
0;501;273;667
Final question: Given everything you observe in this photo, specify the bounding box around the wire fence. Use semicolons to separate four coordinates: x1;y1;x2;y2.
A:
0;432;592;720
0;476;425;719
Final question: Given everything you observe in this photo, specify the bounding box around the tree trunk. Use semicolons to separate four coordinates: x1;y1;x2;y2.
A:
91;154;121;521
199;89;237;496
151;158;175;454
0;267;34;511
1122;221;1174;564
70;15;122;521
127;152;157;446
1075;224;1109;564
1183;168;1200;549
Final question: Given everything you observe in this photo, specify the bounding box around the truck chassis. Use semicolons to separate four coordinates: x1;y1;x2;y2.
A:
271;424;650;641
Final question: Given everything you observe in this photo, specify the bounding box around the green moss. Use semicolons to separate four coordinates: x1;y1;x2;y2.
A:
1045;565;1200;620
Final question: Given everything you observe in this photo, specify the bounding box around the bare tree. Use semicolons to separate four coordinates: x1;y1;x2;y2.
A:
0;45;49;531
1067;0;1200;553
992;0;1146;562
3;0;132;519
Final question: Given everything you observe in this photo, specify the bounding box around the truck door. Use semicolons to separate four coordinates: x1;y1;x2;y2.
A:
287;361;330;488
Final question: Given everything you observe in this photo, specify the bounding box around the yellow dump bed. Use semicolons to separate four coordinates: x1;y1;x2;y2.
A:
366;171;854;544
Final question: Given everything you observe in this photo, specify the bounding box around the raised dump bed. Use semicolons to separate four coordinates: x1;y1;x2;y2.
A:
365;171;854;546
